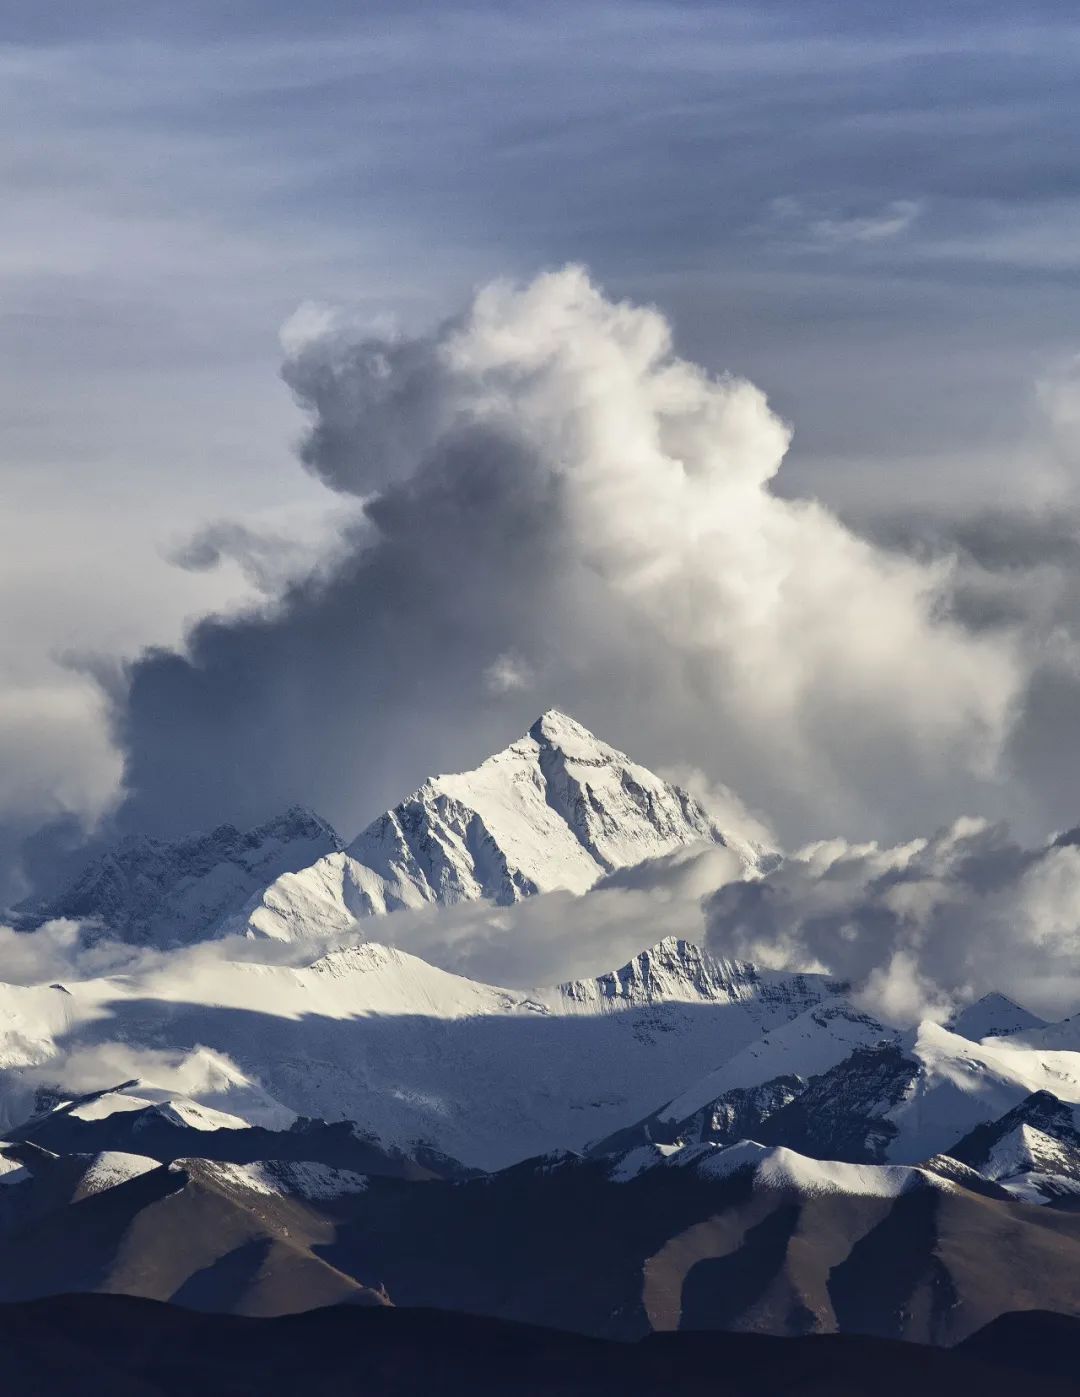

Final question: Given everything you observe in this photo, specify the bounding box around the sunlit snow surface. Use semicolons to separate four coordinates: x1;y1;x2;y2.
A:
173;1158;369;1200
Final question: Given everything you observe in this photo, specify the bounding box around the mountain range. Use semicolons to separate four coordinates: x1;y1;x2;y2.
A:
4;710;1080;1358
24;710;765;946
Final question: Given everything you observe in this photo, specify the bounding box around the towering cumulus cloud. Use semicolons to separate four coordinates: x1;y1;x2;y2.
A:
111;268;1018;846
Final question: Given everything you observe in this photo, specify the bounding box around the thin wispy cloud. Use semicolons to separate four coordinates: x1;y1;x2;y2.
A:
768;196;924;246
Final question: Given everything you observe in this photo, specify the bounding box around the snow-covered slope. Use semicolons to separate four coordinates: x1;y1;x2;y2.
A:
944;1088;1080;1202
880;1022;1080;1162
981;1124;1080;1202
655;1002;893;1126
0;937;841;1170
24;807;342;946
593;1011;1080;1169
587;1001;894;1156
183;1158;370;1202
76;1151;159;1197
232;710;758;942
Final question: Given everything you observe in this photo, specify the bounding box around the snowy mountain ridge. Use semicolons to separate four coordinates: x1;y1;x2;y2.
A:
0;934;849;1169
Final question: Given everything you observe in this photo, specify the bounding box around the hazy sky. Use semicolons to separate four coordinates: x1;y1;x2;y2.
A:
5;1;1080;899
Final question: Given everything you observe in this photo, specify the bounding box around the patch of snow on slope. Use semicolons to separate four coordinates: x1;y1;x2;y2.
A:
184;1158;368;1200
606;1142;684;1181
752;1146;942;1198
67;1090;251;1131
78;1151;158;1196
0;1151;28;1187
626;1139;947;1197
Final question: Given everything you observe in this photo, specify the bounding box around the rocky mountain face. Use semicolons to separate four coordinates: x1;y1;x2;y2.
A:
20;807;342;946
946;1090;1080;1202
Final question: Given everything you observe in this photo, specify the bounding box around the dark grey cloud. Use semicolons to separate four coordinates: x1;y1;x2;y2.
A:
169;518;351;596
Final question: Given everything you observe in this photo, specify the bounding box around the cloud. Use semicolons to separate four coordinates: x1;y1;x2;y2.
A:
306;843;747;990
705;818;1080;1021
0;839;745;999
769;196;923;246
483;652;534;695
168;510;356;596
98;267;1019;857
0;683;121;905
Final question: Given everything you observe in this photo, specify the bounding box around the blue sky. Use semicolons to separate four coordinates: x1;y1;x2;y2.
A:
5;2;1080;888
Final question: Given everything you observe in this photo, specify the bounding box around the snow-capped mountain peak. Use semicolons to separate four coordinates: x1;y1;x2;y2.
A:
351;709;733;901
233;711;756;942
947;992;1047;1042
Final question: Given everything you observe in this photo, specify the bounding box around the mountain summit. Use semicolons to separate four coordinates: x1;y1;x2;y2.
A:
230;709;756;942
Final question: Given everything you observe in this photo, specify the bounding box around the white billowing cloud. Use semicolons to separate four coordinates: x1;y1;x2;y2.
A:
287;265;1016;824
705;818;1080;1022
483;651;534;695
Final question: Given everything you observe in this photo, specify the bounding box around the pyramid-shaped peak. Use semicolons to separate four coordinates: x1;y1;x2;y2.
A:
947;992;1047;1042
525;709;628;766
